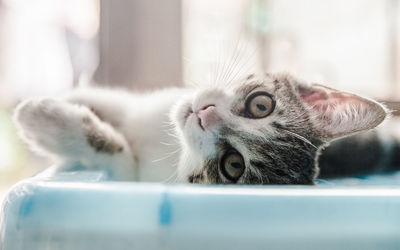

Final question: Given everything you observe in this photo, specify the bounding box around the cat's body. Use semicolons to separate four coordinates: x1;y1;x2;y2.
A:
14;73;396;184
320;126;400;179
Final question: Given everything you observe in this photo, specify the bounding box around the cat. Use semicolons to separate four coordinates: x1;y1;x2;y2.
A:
13;72;393;184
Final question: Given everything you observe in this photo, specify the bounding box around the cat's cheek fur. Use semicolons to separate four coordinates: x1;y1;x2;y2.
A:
169;95;195;131
176;148;204;183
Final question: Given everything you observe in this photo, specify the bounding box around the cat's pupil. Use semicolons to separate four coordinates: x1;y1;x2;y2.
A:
257;104;266;111
231;162;242;169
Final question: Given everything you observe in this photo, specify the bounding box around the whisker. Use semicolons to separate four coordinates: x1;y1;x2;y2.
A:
276;127;318;149
214;39;231;86
151;148;180;163
160;141;178;146
161;124;175;130
162;129;177;135
220;35;244;86
212;36;224;86
167;132;180;139
226;44;259;87
162;120;176;126
161;160;180;183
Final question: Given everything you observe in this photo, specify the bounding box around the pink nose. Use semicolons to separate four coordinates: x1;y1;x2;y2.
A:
195;105;221;130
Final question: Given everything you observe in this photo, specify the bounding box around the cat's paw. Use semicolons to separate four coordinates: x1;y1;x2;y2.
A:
13;98;87;149
15;98;64;129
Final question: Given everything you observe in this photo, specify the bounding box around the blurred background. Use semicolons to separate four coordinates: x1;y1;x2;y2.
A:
0;0;399;198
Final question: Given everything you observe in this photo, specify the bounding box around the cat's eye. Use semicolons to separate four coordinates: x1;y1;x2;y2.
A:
245;92;275;118
221;150;245;181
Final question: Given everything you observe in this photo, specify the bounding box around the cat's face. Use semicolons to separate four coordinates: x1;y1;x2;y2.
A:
171;73;387;185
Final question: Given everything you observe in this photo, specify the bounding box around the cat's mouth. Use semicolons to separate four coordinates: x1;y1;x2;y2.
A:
183;106;205;130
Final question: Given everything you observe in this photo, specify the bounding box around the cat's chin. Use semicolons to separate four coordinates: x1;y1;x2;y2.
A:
177;111;218;159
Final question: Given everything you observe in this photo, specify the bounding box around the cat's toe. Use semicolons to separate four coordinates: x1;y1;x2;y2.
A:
13;98;70;141
15;98;56;125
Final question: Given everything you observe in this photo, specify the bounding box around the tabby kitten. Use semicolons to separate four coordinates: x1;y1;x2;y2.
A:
14;73;389;184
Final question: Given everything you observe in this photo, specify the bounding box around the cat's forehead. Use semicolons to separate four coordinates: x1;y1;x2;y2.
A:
234;74;278;94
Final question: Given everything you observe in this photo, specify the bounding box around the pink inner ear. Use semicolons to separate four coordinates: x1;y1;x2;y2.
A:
300;88;329;110
300;84;359;112
298;83;386;139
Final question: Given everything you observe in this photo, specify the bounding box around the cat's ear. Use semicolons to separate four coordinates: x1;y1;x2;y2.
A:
297;83;387;140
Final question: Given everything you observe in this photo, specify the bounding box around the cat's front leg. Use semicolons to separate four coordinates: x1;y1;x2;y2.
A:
14;98;137;181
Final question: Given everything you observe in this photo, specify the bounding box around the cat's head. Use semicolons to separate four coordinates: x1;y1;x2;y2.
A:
171;73;387;184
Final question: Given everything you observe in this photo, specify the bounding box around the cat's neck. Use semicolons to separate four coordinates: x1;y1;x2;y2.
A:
119;87;191;182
